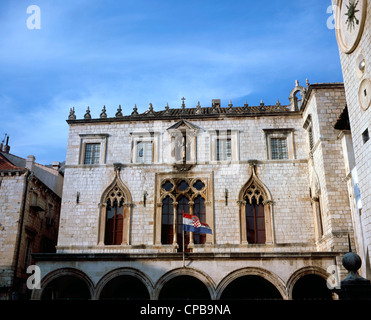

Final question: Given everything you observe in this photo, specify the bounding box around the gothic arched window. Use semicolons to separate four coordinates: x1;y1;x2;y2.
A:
99;176;132;246
239;164;274;245
156;177;213;251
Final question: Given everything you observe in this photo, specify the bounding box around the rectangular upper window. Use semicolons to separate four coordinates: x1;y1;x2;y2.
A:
136;141;153;164
216;138;232;161
209;130;239;162
270;138;288;160
79;134;108;165
131;132;160;164
264;128;295;160
84;143;100;164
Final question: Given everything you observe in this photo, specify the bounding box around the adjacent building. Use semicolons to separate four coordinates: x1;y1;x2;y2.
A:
0;141;63;300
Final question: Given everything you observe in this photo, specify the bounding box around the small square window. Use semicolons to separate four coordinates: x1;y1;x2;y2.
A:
362;128;369;144
84;143;100;164
137;141;153;164
216;139;232;161
271;138;288;160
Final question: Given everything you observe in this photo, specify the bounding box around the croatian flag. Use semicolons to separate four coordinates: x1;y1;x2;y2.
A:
183;213;212;235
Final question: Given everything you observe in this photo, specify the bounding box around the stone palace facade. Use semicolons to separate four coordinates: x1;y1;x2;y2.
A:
31;80;358;300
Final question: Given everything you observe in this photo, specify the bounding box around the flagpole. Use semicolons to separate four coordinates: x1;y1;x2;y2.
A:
182;210;186;268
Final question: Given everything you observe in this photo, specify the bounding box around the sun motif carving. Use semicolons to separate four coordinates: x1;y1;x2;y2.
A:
345;0;360;31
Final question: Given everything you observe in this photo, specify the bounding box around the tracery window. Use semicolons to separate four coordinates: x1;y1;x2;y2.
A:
104;186;125;245
99;174;132;246
157;178;210;251
239;163;274;245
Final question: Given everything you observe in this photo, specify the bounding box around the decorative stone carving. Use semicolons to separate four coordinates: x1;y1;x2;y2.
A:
147;103;154;116
68;107;76;120
196;101;202;114
84;107;91;119
131;104;138;116
100;105;107;118
115;105;123;118
164;103;170;115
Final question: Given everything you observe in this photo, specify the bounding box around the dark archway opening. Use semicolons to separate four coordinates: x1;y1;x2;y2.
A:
292;274;333;300
99;275;150;300
220;275;282;300
159;275;211;300
41;275;91;300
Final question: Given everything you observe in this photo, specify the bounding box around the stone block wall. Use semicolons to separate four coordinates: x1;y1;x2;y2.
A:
0;173;25;297
58;112;321;253
302;86;353;252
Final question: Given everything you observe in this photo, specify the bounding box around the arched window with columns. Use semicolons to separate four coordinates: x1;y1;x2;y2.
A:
155;176;213;251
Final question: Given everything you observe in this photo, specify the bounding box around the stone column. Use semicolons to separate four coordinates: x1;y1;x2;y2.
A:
263;200;274;244
172;202;178;247
238;200;247;244
98;202;107;246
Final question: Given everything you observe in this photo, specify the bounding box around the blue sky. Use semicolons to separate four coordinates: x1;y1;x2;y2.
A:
0;0;342;165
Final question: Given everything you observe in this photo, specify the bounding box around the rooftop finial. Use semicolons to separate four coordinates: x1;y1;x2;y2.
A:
131;104;138;116
147;103;154;116
116;105;123;118
181;97;186;109
196;101;202;114
84;106;91;119
244;100;248;107
295;80;299;87
100;105;107;118
164;102;170;115
68;107;76;120
306;78;310;88
227;100;234;113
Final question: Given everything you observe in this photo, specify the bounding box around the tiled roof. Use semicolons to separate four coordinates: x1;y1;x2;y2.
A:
146;104;290;117
0;153;25;171
67;103;292;123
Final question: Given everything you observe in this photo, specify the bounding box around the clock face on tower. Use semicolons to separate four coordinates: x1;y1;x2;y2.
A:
336;0;367;54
